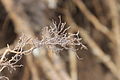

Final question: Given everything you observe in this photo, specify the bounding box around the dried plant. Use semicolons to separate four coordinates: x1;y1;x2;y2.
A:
0;35;32;80
33;17;86;52
0;18;86;79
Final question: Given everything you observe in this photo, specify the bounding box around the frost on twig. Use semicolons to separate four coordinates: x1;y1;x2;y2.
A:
0;17;86;79
0;34;32;78
33;17;86;52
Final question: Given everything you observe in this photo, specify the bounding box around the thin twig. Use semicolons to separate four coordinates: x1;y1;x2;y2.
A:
34;47;62;80
106;0;120;68
72;0;114;42
69;48;78;80
64;9;120;79
48;49;72;80
1;0;40;80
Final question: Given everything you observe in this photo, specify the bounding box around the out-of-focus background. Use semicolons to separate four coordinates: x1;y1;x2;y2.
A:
0;0;120;80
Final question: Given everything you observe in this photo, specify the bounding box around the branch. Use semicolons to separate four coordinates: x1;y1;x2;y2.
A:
72;0;114;42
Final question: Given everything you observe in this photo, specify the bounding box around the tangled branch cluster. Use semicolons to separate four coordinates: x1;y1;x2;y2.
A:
0;35;31;73
0;18;86;79
33;18;86;52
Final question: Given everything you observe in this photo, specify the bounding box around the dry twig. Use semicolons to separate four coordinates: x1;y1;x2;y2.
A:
106;0;120;69
72;0;114;42
64;9;120;79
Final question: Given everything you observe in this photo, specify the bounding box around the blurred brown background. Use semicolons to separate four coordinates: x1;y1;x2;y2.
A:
0;0;120;80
